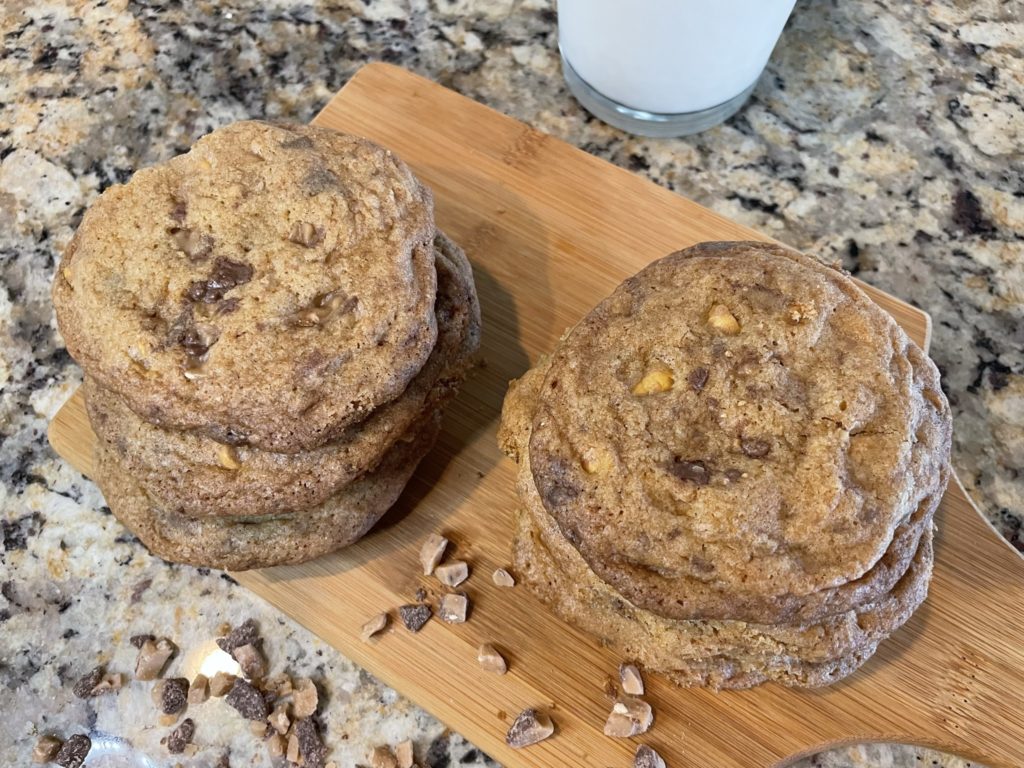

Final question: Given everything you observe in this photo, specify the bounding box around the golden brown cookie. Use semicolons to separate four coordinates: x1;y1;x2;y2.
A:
54;120;439;453
523;241;951;623
85;231;479;517
513;495;933;689
94;411;442;571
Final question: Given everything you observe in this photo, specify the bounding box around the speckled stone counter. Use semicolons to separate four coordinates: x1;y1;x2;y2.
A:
1;1;1019;766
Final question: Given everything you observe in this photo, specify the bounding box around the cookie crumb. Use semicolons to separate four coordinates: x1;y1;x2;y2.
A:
435;561;469;587
505;709;554;748
419;533;449;576
492;568;515;587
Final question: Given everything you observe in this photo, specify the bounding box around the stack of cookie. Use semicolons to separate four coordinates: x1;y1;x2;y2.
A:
53;121;479;570
500;241;951;689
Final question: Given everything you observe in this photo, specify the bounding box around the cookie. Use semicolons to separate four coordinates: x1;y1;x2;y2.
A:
93;411;442;571
524;241;951;623
513;496;933;689
84;231;479;517
54;120;439;453
502;354;940;627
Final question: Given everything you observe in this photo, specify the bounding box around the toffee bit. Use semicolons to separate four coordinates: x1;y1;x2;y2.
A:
231;642;267;681
187;674;209;704
419;533;449;576
477;643;507;675
439;593;468;624
492;568;515;587
435;560;469;587
360;612;389;642
32;735;62;764
135;637;177;680
604;697;654;737
505;708;554;748
635;744;667;768
619;663;645;696
370;745;398;768
208;671;236;697
291;677;319;719
71;666;104;699
129;633;155;649
394;740;414;768
216;618;261;653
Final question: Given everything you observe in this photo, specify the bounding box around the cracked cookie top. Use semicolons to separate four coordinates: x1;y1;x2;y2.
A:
54;120;438;452
527;241;951;622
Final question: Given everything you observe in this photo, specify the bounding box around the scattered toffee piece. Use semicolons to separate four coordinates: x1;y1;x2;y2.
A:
71;666;104;699
295;718;327;768
505;709;554;748
635;744;667;768
217;618;260;653
54;734;91;768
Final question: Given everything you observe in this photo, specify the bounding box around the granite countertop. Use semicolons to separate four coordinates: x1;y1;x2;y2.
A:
1;0;1020;766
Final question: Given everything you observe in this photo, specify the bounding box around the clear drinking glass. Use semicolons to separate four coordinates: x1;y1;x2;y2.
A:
558;0;798;137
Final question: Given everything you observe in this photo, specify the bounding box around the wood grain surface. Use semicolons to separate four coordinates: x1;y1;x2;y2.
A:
48;64;1023;768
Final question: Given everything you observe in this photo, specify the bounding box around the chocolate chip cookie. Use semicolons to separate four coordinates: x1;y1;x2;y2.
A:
54;120;439;453
524;241;951;624
84;231;479;517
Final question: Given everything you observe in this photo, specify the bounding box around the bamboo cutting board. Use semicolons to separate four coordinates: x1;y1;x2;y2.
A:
49;64;1024;768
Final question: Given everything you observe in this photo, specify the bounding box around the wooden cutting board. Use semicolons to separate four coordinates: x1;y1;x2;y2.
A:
48;63;1024;768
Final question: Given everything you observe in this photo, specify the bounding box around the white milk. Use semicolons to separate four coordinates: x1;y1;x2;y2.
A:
558;0;797;115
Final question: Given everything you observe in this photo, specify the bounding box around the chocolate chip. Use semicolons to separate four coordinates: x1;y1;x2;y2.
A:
129;633;155;649
216;297;240;315
216;618;261;653
54;734;91;768
181;323;220;359
670;458;711;485
725;468;743;483
294;718;327;768
302;165;341;195
398;604;432;633
170;200;187;224
280;135;314;150
225;678;269;720
740;437;771;458
688;367;709;392
186;258;254;303
72;666;104;699
166;717;195;754
159;677;189;714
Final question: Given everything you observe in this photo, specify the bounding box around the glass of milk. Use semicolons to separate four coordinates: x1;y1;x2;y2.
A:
558;0;797;137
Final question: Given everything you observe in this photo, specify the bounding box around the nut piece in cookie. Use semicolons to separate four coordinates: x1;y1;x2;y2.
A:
506;708;554;748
